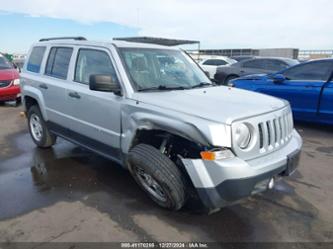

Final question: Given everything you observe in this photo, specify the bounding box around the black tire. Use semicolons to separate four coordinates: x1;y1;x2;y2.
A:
27;105;57;148
128;144;186;210
224;75;238;84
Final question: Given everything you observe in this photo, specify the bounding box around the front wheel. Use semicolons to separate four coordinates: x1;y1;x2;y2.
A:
128;144;186;210
27;105;57;148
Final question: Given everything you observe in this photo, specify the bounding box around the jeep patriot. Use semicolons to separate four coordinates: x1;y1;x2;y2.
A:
20;37;302;211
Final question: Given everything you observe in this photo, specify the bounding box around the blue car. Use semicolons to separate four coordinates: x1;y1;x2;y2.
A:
231;59;333;124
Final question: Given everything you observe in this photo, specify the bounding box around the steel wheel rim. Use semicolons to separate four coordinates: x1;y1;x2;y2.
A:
30;114;43;142
135;166;167;202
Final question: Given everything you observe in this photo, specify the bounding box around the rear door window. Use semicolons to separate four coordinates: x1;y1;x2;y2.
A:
242;59;265;69
264;59;289;71
45;47;73;79
203;59;227;66
214;59;227;66
27;46;46;73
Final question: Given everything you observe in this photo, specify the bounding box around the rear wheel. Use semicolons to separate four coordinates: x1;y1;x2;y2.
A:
27;105;57;148
128;144;186;210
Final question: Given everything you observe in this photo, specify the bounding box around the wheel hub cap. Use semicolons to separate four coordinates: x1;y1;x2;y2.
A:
30;114;43;142
135;167;167;202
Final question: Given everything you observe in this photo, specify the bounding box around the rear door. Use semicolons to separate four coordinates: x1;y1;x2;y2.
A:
39;46;74;130
257;61;333;121
66;47;123;161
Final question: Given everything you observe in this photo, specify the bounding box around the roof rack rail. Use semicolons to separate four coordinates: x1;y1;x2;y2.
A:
39;36;87;42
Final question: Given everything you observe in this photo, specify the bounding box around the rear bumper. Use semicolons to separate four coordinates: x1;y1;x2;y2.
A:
0;85;21;101
182;129;302;209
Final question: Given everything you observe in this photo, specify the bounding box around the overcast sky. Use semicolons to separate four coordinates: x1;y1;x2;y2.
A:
1;0;332;53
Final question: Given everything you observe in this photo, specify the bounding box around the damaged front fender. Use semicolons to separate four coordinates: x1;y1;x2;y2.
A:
120;104;232;156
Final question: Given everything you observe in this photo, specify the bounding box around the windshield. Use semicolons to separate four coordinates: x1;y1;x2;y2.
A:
119;48;211;91
0;55;13;70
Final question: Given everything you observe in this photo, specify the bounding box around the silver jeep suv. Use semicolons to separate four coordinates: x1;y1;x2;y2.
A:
21;37;302;211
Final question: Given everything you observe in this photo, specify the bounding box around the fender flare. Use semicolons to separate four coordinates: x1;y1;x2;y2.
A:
22;85;48;120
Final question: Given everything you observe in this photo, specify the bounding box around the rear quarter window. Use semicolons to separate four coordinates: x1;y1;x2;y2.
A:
27;47;46;73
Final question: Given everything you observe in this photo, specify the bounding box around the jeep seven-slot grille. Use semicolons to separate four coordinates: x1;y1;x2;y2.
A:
0;80;12;88
258;111;293;152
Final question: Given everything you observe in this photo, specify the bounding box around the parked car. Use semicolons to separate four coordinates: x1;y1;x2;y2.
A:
198;56;236;79
0;53;21;104
231;59;333;125
214;57;299;85
21;37;302;212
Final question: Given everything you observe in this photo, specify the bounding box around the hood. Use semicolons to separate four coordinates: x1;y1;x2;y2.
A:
131;86;287;125
0;69;19;81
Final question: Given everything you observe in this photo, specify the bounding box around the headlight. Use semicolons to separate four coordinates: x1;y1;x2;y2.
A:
234;123;251;149
13;79;20;85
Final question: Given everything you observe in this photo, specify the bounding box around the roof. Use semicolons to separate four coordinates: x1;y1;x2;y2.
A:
34;38;180;50
113;36;200;46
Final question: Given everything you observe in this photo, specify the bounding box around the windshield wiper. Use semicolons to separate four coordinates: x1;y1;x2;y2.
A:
190;82;213;89
138;85;188;92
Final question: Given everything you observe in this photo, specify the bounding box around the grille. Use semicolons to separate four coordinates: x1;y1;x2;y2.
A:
0;80;12;88
258;111;293;153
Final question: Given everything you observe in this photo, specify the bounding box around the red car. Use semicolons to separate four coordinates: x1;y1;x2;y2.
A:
0;54;20;104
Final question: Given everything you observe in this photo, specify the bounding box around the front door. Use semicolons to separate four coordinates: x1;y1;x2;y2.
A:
258;61;333;121
66;48;123;162
319;74;333;123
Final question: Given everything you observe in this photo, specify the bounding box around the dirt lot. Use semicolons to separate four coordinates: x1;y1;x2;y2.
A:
0;103;333;243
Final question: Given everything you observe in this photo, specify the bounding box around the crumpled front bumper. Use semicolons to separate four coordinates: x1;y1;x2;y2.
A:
181;129;302;209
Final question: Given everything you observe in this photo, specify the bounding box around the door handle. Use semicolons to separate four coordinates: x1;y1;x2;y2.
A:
68;91;81;99
39;83;48;89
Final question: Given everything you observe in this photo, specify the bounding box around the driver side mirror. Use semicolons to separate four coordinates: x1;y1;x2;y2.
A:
89;74;121;95
272;74;286;84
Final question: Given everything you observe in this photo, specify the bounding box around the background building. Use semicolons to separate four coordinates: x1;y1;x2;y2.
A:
298;50;333;60
193;48;299;59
